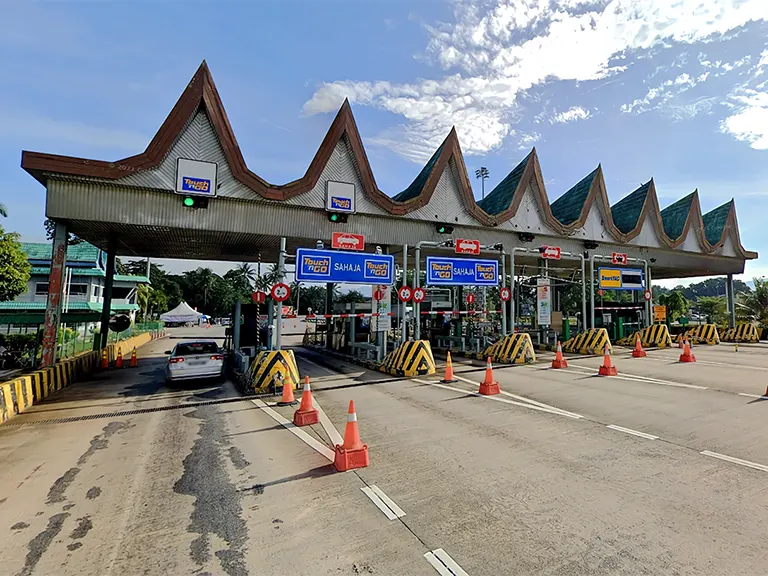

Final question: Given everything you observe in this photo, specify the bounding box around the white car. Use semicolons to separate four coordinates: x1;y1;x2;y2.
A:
164;340;225;385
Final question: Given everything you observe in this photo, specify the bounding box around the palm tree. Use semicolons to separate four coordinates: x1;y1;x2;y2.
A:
235;262;256;286
739;278;768;325
0;203;7;217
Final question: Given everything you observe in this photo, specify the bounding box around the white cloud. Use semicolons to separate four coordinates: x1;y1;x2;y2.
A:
549;106;591;124
720;89;768;149
304;0;768;162
620;71;711;115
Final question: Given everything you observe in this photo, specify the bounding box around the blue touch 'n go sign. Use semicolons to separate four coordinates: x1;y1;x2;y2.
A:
295;248;394;285
425;257;499;286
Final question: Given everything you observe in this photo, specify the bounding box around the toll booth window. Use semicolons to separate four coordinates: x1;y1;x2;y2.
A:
623;274;642;285
35;282;49;295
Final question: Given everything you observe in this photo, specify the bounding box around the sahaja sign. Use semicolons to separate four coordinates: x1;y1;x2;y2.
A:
425;257;498;286
295;248;395;285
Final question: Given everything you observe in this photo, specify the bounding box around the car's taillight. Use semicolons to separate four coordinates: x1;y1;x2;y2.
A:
169;357;185;364
211;354;224;361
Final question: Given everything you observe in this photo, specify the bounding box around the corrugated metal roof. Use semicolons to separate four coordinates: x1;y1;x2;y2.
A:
611;182;650;234
477;152;531;215
21;242;101;263
550;168;598;225
28;267;148;283
702;201;732;245
660;192;695;240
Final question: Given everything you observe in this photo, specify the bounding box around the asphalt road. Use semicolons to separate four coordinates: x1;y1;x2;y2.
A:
2;330;767;575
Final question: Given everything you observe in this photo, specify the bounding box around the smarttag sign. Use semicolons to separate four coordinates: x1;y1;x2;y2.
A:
598;267;645;291
295;248;394;285
425;257;498;286
175;158;218;197
325;181;356;213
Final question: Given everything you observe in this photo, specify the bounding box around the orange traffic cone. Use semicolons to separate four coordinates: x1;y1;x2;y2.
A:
441;352;458;383
632;334;647;358
114;347;124;369
129;347;138;368
598;347;617;376
100;348;108;369
478;357;500;395
293;376;319;426
551;340;568;369
763;385;768;398
679;340;696;363
334;400;369;472
277;372;297;406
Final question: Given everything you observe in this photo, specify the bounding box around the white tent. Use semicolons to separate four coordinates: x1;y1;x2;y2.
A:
160;301;204;323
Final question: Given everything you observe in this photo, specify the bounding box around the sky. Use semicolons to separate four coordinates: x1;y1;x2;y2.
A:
1;0;768;289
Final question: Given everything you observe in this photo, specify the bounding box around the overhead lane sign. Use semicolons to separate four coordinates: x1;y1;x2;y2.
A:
455;238;481;255
295;248;394;285
425;257;498;286
598;267;645;291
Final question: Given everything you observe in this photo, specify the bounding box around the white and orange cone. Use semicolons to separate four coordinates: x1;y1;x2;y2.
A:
293;376;319;426
334;400;369;472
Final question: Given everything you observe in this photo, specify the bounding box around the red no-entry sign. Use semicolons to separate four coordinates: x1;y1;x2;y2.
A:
466;293;476;305
373;288;385;301
252;291;266;304
412;287;426;303
499;287;511;301
398;286;413;302
271;283;290;302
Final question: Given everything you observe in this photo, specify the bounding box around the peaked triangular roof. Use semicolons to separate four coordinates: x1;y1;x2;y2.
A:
391;142;445;202
476;152;532;215
702;200;733;245
611;181;651;234
550;167;599;225
660;192;696;240
160;301;203;322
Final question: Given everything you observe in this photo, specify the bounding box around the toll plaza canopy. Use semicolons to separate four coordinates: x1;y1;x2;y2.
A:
21;60;756;279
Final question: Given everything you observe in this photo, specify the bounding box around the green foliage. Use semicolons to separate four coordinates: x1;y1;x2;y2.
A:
738;277;768;325
0;333;36;349
0;226;32;301
659;290;690;322
0;203;7;217
695;296;727;324
57;327;77;343
671;277;750;300
337;290;366;304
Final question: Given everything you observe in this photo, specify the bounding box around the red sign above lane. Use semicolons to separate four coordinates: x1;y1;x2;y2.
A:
541;245;561;260
332;232;365;251
252;291;266;304
373;288;385;301
465;293;476;305
455;238;481;255
612;252;628;265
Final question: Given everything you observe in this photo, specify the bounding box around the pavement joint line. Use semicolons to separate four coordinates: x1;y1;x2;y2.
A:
700;450;768;473
424;549;470;576
251;399;335;462
737;393;768;399
451;375;584;419
563;366;708;389
360;485;406;520
606;424;659;440
641;355;768;372
416;380;581;419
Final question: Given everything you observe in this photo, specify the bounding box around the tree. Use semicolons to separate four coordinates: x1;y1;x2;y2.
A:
0;226;32;301
337;290;366;304
739;277;768;325
659;290;689;322
235;262;256;285
44;218;83;245
0;204;7;217
694;296;727;325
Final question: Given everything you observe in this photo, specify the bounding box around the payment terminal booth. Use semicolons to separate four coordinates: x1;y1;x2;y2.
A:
594;265;647;340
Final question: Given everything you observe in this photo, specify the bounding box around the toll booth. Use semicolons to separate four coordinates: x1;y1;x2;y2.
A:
594;304;645;341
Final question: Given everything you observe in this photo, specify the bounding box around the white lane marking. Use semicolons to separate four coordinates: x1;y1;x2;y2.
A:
424;549;470;576
252;399;335;462
700;450;768;473
453;374;584;419
737;392;768;399
361;486;398;520
564;366;708;389
416;380;580;419
370;485;406;518
314;401;344;447
606;424;659;440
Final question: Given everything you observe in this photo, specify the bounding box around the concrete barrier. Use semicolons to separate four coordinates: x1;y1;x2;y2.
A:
380;340;436;377
0;330;166;424
246;350;300;393
618;324;674;348
720;323;760;343
674;324;720;345
477;333;536;364
562;328;612;355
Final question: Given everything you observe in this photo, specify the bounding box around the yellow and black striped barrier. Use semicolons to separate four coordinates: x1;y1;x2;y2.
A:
247;350;300;393
0;330;165;424
380;340;436;377
675;324;720;345
617;324;673;348
562;328;612;355
720;323;760;343
476;333;536;364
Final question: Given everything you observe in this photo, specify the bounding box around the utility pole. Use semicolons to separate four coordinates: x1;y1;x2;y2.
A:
475;166;489;199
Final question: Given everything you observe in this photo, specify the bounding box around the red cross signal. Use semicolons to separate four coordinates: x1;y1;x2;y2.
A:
612;252;628;265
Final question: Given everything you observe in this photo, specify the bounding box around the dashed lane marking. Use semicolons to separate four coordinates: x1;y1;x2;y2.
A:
700;450;768;473
606;424;659;440
451;375;584;419
424;549;470;576
361;485;406;520
252;399;335;462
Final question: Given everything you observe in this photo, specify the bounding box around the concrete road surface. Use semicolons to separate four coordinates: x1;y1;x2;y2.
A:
2;331;768;575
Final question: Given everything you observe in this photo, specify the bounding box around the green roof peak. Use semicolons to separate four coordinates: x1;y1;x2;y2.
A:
660;192;696;240
611;181;651;234
476;152;532;215
702;200;732;245
391;142;445;202
550;167;599;225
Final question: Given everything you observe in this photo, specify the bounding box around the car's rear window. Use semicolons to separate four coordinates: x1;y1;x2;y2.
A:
175;342;219;356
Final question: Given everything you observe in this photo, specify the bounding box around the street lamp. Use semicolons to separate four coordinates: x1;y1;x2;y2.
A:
475;166;489;199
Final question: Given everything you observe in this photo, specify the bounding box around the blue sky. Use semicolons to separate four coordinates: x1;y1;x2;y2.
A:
2;0;768;286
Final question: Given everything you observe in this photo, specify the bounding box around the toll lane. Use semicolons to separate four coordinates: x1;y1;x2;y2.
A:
296;349;768;576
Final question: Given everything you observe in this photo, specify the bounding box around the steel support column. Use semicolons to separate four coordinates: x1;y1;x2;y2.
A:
41;221;68;367
401;245;408;344
500;250;507;336
275;237;286;350
414;246;421;340
233;300;241;352
99;239;117;349
727;273;736;328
